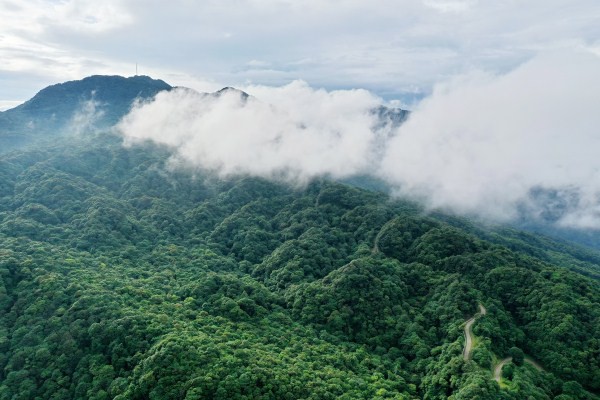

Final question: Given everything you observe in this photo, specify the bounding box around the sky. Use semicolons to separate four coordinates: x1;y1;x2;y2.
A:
1;0;600;108
3;0;600;229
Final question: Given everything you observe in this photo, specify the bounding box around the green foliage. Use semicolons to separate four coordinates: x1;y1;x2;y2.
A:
0;133;598;399
502;363;515;380
509;347;525;366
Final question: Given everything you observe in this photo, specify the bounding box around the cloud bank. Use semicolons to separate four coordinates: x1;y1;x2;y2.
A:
119;81;384;183
381;51;600;228
119;50;600;229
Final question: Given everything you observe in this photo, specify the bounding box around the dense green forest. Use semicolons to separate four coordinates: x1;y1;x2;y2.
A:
0;133;598;399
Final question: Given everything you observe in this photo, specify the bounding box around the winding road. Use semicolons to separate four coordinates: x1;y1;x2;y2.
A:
462;304;544;382
494;358;512;382
494;356;544;382
375;224;547;386
463;304;487;360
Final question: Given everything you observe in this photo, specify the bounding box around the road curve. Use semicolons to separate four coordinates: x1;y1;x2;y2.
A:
494;357;512;382
463;304;487;361
494;356;545;382
523;357;544;371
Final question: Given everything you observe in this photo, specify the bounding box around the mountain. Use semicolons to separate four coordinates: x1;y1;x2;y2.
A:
215;86;251;100
371;104;410;128
0;76;598;399
0;75;172;152
0;75;410;155
0;133;598;400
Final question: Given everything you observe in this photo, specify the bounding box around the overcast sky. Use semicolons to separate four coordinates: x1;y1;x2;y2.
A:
1;0;599;108
3;0;600;228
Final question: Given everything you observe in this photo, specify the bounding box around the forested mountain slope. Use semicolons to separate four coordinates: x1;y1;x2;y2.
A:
0;75;171;152
0;133;598;399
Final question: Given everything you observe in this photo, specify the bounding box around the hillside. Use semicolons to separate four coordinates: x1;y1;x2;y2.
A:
0;133;598;399
0;75;172;152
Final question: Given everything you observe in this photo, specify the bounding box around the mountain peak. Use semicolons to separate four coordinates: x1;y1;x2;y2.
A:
215;86;250;99
17;75;171;113
0;75;173;151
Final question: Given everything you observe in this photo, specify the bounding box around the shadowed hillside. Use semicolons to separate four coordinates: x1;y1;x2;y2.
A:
0;75;171;152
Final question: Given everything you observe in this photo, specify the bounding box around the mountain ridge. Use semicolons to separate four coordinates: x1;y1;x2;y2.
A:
0;75;409;154
0;75;173;151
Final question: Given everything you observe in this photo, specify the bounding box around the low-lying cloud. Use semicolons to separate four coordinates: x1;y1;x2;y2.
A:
119;81;385;183
118;50;600;229
69;93;105;135
380;51;600;228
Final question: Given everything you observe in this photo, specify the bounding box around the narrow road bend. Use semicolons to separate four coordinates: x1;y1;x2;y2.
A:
494;356;545;382
463;304;487;361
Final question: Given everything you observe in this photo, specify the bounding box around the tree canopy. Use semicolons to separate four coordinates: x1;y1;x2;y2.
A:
0;133;598;399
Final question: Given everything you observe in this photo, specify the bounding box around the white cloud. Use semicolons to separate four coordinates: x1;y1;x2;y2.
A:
422;0;477;13
119;49;600;229
68;94;105;135
379;50;600;227
119;81;383;183
3;3;600;229
0;100;22;111
246;59;271;68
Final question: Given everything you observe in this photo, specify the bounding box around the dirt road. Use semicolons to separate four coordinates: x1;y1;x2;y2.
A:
463;304;487;361
494;356;544;382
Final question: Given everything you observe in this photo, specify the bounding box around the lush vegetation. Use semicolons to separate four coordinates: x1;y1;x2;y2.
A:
0;133;598;399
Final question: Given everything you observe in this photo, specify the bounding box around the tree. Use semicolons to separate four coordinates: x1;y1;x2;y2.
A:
509;347;525;366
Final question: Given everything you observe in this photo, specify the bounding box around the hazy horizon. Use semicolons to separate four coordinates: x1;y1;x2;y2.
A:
1;1;599;106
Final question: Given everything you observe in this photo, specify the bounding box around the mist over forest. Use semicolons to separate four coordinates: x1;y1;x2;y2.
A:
0;74;598;399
